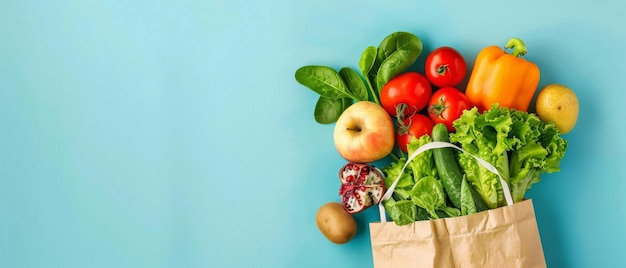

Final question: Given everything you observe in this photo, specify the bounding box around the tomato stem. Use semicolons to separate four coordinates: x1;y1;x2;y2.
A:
428;97;447;118
436;65;448;76
504;38;528;57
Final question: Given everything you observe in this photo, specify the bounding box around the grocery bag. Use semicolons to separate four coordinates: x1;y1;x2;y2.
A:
370;142;546;268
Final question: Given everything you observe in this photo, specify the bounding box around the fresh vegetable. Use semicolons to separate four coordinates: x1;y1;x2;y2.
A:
295;66;367;101
395;113;434;153
424;46;467;88
364;32;424;97
380;72;432;118
431;123;463;208
314;97;352;124
464;38;540;112
296;31;423;124
410;176;447;219
316;202;357;244
295;66;366;124
450;104;568;207
405;135;439;182
338;162;386;214
381;135;445;225
427;87;471;132
459;177;477;215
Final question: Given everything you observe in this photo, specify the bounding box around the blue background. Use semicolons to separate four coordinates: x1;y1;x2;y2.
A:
1;1;624;267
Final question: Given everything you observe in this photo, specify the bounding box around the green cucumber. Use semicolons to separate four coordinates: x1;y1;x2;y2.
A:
432;123;464;209
432;123;488;211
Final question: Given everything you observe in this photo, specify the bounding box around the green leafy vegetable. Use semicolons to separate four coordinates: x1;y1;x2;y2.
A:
295;66;364;124
338;67;368;101
460;176;477;216
381;135;446;225
370;32;423;93
295;66;356;99
313;96;352;124
383;199;416;226
410;176;446;219
358;46;378;103
295;31;423;125
450;104;568;207
406;135;438;181
382;158;413;200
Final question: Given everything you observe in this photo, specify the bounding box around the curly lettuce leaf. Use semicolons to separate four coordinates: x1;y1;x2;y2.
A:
457;151;504;209
451;104;568;205
508;118;568;201
381;158;414;200
406;135;438;182
451;106;513;208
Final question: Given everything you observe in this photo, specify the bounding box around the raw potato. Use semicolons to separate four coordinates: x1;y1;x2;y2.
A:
316;202;357;244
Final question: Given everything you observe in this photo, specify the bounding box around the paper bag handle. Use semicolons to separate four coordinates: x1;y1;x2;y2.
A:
378;141;514;223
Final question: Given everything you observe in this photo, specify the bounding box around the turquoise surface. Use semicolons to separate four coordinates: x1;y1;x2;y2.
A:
1;0;625;267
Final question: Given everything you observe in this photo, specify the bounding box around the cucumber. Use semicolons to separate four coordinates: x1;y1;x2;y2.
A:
432;123;463;209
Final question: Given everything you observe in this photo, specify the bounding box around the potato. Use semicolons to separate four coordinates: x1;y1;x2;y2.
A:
315;202;357;244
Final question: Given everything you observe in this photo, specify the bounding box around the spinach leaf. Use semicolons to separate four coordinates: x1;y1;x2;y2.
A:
410;176;445;219
358;46;378;103
368;32;423;93
314;96;352;124
295;66;356;100
359;46;377;77
338;67;368;101
383;199;417;226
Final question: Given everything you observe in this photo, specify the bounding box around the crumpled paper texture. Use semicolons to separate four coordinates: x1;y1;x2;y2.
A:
370;199;546;268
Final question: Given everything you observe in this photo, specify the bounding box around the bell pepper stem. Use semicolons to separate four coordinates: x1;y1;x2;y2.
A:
504;38;527;57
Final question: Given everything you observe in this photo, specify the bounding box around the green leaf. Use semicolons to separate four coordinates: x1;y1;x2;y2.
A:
339;67;368;101
406;135;438;181
359;46;377;75
383;199;417;226
410;176;446;219
460;175;477;216
439;207;461;218
294;66;354;99
359;46;377;89
314;96;351;124
450;104;568;207
373;32;423;91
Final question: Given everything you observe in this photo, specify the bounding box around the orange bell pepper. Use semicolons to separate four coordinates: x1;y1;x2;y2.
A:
465;38;540;112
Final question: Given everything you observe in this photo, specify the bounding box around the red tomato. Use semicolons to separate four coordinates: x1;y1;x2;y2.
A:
424;47;467;88
380;72;432;118
396;113;434;153
427;87;471;132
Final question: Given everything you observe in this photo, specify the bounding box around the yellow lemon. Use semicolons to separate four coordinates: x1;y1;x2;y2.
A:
535;84;579;134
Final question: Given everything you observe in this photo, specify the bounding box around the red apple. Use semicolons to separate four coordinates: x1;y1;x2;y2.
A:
333;101;395;163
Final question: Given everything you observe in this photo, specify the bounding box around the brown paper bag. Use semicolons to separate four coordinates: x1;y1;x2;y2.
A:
369;142;546;268
370;199;546;268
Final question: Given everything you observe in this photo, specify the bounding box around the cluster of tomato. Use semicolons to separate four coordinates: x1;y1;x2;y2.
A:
379;47;470;153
